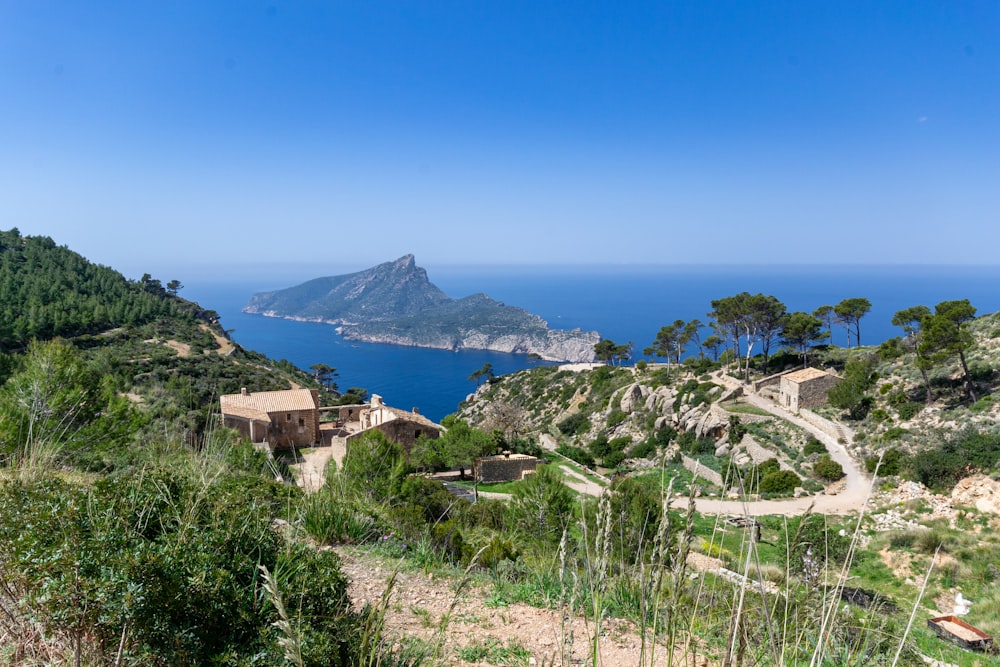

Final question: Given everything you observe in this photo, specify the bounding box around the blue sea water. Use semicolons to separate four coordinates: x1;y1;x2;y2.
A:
184;265;1000;423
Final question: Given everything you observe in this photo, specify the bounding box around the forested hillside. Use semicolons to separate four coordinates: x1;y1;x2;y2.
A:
0;228;202;350
0;230;399;666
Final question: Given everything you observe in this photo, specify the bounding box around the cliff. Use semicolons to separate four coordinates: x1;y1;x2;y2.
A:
244;255;600;362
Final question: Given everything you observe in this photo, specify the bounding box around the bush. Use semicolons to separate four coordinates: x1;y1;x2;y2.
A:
603;449;627;469
556;444;596;468
629;439;657;459
0;471;359;666
606;409;627;429
896;401;922;421
557;413;591;437
400;475;464;523
813;454;845;481
865;447;904;476
803;437;827;456
758;469;800;494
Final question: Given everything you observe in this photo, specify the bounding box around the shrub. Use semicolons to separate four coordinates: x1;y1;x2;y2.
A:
865;447;904;476
881;427;908;442
803;437;827;456
556;444;595;468
431;519;465;563
896;401;922;421
758;469;800;494
606;409;627;429
813;454;845;481
400;475;463;523
629;439;657;459
603;450;627;469
557;413;590;437
0;471;359;666
588;434;611;458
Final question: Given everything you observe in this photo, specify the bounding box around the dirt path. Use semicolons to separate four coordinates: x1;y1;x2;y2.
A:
539;433;608;497
336;545;715;667
289;442;345;493
677;374;872;517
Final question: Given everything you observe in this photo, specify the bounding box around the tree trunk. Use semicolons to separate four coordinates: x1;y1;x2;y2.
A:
958;351;978;402
919;366;933;405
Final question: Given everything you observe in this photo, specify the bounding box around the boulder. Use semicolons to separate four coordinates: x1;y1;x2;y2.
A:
619;383;645;414
952;474;1000;515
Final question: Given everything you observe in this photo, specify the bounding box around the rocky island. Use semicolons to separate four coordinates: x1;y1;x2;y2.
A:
243;255;600;362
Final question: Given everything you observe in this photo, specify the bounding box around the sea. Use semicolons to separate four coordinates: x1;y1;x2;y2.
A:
183;265;1000;423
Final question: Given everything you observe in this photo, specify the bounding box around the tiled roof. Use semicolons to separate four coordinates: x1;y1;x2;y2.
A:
782;367;831;384
220;389;318;418
221;405;272;422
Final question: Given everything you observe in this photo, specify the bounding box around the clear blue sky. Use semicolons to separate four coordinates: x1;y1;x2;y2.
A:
2;2;998;281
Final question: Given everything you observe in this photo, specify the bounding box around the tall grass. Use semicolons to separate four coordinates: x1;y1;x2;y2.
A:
531;453;926;667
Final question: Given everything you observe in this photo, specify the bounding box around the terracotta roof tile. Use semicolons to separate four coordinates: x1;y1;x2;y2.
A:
220;389;318;417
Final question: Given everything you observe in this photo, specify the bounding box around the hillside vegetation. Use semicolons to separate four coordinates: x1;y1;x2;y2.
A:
3;229;1000;666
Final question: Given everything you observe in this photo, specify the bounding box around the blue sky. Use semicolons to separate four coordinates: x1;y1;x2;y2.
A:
2;2;998;281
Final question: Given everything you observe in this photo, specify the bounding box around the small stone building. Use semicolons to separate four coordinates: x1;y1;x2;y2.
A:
473;453;539;483
344;394;441;451
220;388;321;448
778;367;839;413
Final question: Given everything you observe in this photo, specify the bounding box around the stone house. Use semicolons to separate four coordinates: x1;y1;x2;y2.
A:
473;452;538;483
344;394;441;451
220;388;320;448
778;367;840;413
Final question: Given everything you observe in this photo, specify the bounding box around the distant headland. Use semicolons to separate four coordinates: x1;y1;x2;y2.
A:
243;255;600;362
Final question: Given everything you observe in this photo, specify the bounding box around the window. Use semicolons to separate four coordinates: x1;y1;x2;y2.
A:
298;418;304;427
286;413;292;421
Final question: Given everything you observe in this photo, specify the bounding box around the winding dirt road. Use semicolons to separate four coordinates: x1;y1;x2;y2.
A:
543;373;873;517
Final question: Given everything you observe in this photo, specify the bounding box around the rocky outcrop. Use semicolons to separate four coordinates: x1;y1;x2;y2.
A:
952;474;1000;515
244;255;600;362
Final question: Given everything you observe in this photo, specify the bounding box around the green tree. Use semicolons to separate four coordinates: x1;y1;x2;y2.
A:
891;305;934;403
833;298;872;348
647;320;686;364
781;312;825;368
594;338;629;365
709;293;786;382
594;338;617;364
0;339;138;468
310;362;339;392
511;463;574;542
701;334;724;362
410;417;493;478
166;279;183;295
812;305;835;347
468;362;495;387
340;430;407;502
828;355;877;420
919;299;978;402
754;294;787;375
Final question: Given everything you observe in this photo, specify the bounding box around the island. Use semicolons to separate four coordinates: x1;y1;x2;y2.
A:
243;255;600;362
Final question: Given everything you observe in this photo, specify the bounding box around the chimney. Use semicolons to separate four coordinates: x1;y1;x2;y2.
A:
240;387;248;396
412;407;420;415
503;450;511;459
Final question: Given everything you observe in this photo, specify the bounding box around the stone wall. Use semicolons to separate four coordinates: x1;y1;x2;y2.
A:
474;455;538;483
267;407;320;449
794;374;840;410
680;454;725;488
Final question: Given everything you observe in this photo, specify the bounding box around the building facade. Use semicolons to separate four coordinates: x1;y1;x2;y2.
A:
220;388;321;448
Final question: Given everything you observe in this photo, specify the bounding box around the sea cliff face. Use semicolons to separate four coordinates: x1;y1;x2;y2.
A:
243;255;600;363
